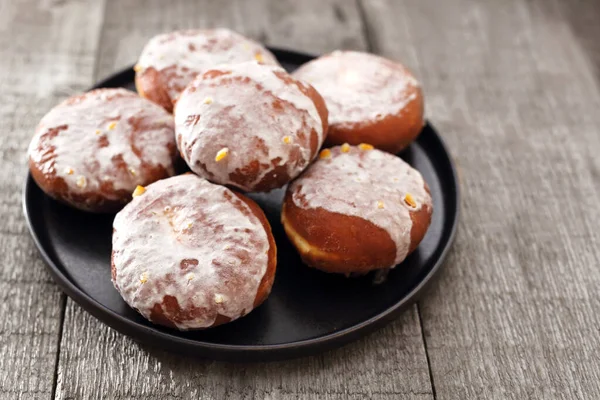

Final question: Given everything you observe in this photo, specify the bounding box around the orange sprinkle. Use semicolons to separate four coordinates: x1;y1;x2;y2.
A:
139;272;148;284
404;193;417;208
341;143;351;153
319;149;332;159
107;121;117;130
215;147;229;162
254;53;264;63
94;129;102;135
76;176;87;188
377;200;385;209
65;167;74;175
203;97;213;104
132;185;146;197
133;64;143;72
283;136;292;144
359;143;374;151
129;168;137;176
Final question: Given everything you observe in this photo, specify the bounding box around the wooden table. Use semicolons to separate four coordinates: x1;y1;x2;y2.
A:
2;0;600;398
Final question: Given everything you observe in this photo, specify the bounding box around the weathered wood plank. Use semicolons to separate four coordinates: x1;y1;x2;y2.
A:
0;0;106;399
94;0;367;79
361;0;600;398
58;302;431;400
54;1;433;399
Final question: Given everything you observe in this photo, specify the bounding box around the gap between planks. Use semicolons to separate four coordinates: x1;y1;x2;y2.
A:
50;2;109;398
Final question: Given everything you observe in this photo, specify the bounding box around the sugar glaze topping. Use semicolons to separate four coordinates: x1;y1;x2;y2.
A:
137;28;280;102
28;88;176;197
175;61;324;191
292;51;420;127
112;174;270;330
289;146;432;266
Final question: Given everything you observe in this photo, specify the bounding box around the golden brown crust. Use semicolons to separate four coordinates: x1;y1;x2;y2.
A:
281;181;432;275
30;158;129;212
158;191;276;329
325;85;424;154
28;89;178;213
272;69;329;153
232;192;277;309
110;184;277;329
282;196;395;274
29;147;176;214
135;67;174;112
293;51;424;154
147;297;234;329
111;240;240;330
408;182;432;254
135;29;281;113
175;63;329;192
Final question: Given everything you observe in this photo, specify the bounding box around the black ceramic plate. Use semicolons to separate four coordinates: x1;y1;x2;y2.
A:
24;48;459;361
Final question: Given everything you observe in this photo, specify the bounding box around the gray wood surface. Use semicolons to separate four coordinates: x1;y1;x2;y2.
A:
0;1;106;399
2;0;600;399
361;0;600;399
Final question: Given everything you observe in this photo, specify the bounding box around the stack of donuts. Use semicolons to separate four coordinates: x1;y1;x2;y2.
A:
28;29;433;330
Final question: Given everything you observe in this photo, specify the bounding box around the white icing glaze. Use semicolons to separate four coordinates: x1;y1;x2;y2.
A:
137;28;280;102
28;88;176;198
175;61;324;192
289;147;432;266
112;174;271;330
292;51;420;127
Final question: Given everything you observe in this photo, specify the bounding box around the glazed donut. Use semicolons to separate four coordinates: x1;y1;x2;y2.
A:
111;174;277;330
175;61;328;192
292;51;424;154
135;28;280;112
282;144;432;275
28;88;178;213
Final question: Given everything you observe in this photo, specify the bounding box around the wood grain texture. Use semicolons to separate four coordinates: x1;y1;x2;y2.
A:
0;0;105;399
95;0;367;79
54;1;432;399
57;303;432;400
361;0;600;398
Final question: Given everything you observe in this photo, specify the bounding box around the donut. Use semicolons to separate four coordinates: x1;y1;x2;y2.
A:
174;61;328;192
111;174;277;330
28;88;178;213
292;51;424;154
135;28;280;112
281;144;432;275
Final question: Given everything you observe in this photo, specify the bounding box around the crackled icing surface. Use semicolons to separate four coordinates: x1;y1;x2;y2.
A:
28;88;176;205
292;51;420;127
175;61;324;192
112;174;271;330
136;28;280;103
289;146;432;265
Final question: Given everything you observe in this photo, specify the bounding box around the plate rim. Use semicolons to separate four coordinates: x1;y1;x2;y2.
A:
23;47;460;361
